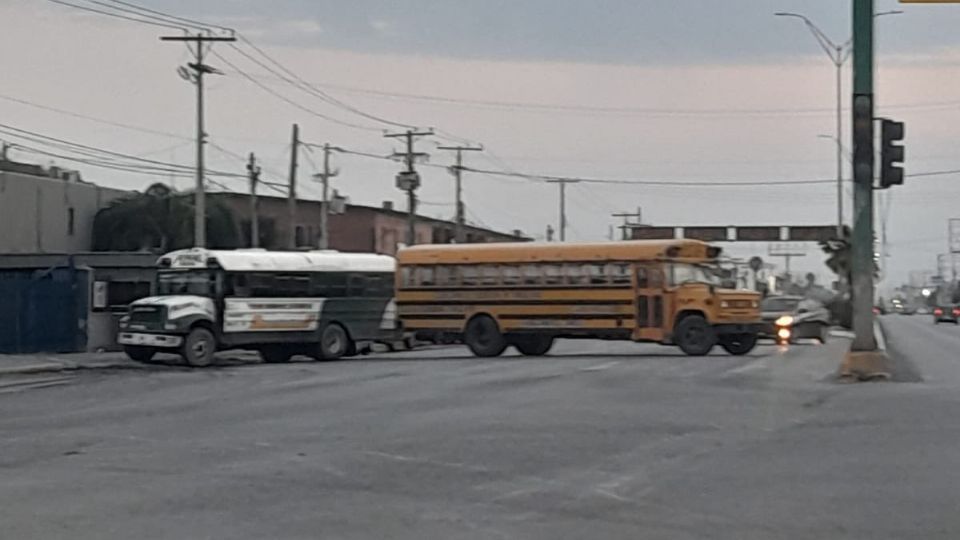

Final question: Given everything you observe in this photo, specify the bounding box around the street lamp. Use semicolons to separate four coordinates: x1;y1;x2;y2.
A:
776;10;902;237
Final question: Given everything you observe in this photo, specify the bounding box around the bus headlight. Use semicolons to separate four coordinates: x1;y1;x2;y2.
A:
720;300;730;308
164;323;178;331
775;315;794;327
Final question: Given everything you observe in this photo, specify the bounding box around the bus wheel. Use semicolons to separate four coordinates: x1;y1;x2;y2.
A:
317;323;350;361
512;335;554;356
674;315;716;356
261;346;293;364
719;333;757;356
464;315;507;357
124;345;156;363
181;327;216;367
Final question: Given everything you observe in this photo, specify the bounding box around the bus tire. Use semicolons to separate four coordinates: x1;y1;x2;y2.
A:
181;327;216;367
512;335;554;356
317;323;350;361
674;315;716;356
261;346;294;364
464;315;507;357
719;333;757;356
124;345;156;363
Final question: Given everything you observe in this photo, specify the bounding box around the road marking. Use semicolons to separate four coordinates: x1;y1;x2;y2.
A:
580;361;621;372
363;450;488;472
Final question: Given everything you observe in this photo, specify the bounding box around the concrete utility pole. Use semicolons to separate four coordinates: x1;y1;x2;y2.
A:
247;152;260;248
437;144;483;243
385;129;433;246
317;143;339;250
160;32;236;248
546;179;580;241
287;123;300;250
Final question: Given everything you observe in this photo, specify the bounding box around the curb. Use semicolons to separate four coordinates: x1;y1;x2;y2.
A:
0;362;69;377
0;359;146;377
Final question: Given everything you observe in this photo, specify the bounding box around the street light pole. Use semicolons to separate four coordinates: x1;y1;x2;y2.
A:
776;10;901;237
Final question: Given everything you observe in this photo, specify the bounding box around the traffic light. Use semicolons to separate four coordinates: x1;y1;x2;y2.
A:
879;119;905;188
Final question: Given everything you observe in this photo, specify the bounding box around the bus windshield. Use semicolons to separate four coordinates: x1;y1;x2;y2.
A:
668;263;720;287
157;271;215;297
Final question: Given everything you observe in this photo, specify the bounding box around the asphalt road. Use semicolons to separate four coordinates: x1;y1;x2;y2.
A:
3;335;960;539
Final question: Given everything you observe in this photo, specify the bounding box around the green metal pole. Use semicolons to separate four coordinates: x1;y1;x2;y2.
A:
851;0;876;351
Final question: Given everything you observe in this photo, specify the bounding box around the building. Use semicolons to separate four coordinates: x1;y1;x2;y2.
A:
0;159;128;253
0;252;157;353
212;193;529;254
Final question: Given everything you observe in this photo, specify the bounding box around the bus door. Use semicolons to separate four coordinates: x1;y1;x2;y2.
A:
633;264;665;341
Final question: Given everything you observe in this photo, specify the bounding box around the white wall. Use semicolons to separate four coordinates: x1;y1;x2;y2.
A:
0;172;128;253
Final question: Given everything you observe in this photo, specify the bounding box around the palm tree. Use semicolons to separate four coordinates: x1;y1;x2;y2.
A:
93;183;239;252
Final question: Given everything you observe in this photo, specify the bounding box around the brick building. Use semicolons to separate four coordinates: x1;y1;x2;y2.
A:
211;193;528;254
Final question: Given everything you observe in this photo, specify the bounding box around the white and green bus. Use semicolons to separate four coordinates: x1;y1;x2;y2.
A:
118;248;400;366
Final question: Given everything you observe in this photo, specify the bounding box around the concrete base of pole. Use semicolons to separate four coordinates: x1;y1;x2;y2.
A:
840;350;891;381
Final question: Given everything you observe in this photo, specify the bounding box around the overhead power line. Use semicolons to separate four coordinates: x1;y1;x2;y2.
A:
0;92;191;140
234;35;414;130
101;0;233;32
212;49;381;132
45;0;186;30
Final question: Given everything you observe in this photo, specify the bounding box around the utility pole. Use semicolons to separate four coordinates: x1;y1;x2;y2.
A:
385;129;433;246
546;179;580;242
437;144;483;243
613;208;644;240
247;152;260;248
317;143;339;250
160;32;236;248
287;123;300;250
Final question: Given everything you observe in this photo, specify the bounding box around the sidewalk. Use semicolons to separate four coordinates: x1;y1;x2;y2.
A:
0;351;145;376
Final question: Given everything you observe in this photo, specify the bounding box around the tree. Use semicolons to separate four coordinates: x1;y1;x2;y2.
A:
93;183;239;252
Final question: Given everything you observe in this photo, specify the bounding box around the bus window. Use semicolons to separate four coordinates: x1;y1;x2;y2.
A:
586;264;608;284
636;267;648;288
565;264;587;285
522;265;541;285
436;266;457;286
400;267;414;288
417;266;436;287
480;265;500;286
311;272;347;297
276;274;311;297
248;273;275;297
608;263;631;285
502;265;521;286
461;266;479;287
544;264;563;285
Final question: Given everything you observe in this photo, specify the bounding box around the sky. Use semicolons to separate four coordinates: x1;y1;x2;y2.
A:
3;0;960;290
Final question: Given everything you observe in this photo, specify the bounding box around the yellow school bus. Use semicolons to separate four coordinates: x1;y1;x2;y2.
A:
396;239;762;357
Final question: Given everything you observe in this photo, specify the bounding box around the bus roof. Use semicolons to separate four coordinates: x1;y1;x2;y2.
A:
397;240;720;265
159;248;395;273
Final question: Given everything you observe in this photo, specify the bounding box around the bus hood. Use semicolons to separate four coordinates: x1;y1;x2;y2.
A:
130;295;216;321
717;290;761;309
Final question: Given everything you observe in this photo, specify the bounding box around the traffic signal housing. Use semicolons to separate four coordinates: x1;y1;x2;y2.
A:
879;119;905;188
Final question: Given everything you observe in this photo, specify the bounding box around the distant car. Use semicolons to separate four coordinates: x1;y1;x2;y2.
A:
933;306;960;325
917;307;931;315
759;295;830;343
892;303;916;315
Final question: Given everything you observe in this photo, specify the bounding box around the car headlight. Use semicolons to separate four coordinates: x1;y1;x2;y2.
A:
775;315;794;327
720;300;730;308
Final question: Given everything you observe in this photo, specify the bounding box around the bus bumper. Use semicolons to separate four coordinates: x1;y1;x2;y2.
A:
118;332;183;348
713;323;763;335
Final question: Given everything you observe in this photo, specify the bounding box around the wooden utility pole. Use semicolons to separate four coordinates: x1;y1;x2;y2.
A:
317;143;339;250
437;144;483;243
247;153;260;248
287;123;300;249
613;208;644;240
385;129;433;246
546;179;580;242
160;32;236;248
